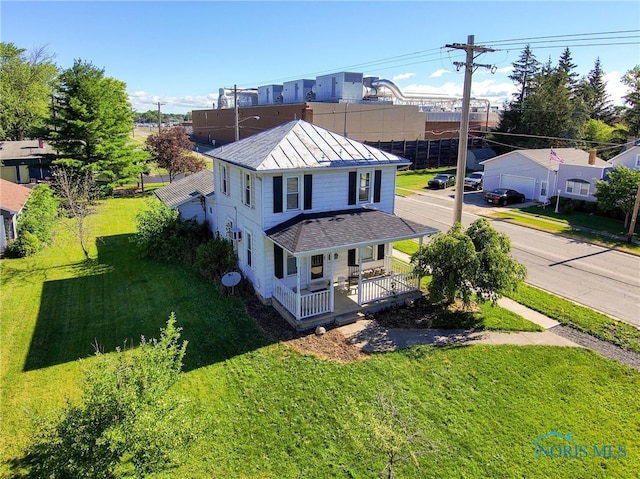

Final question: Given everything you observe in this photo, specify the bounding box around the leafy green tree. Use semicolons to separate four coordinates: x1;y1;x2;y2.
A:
411;223;478;306
594;166;640;228
28;314;192;478
48;59;144;184
145;126;204;182
0;42;58;140
621;65;640;137
465;218;527;303
411;220;526;306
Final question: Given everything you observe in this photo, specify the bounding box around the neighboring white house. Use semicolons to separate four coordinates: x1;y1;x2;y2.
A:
196;119;439;330
480;148;610;203
154;169;214;224
608;143;640;170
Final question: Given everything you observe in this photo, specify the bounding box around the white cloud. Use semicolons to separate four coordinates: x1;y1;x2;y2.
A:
392;72;415;81
128;91;220;113
603;71;627;106
429;69;450;78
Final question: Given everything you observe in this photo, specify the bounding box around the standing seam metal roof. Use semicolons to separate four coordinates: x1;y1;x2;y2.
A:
203;120;410;171
153;170;214;209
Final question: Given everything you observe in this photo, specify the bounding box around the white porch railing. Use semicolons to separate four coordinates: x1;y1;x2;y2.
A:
360;271;418;304
273;278;332;320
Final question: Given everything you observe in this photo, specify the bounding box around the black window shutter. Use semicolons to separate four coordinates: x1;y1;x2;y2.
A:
377;244;385;260
373;170;382;203
304;174;312;210
274;244;284;279
348;171;357;205
348;249;356;266
273;176;283;213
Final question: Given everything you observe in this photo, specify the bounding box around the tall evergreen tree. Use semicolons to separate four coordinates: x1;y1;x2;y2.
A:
577;58;615;125
0;43;58;140
621;65;640;137
49;59;144;185
507;44;540;104
557;47;580;89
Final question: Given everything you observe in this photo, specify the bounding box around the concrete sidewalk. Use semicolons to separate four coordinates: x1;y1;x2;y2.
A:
338;249;582;351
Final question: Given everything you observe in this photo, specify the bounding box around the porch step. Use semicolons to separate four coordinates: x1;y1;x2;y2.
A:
335;311;364;326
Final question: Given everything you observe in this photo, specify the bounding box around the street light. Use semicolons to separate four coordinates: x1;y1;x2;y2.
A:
235;115;260;142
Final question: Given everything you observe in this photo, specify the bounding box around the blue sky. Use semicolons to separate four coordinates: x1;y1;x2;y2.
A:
2;1;639;113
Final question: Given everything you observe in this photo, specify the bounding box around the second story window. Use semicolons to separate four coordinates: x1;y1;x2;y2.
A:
244;172;253;207
359;172;371;202
287;177;299;210
246;231;253;267
221;164;229;195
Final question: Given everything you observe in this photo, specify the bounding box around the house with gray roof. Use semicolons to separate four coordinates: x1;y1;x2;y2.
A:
608;143;640;171
0;140;56;184
481;147;611;203
154;169;214;224
201;119;439;330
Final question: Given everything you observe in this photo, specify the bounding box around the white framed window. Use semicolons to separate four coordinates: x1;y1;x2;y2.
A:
286;176;299;210
311;254;323;280
246;231;253;268
635;154;640;168
566;179;590;197
286;252;297;276
243;172;253;207
361;245;374;262
359;171;371;203
221;164;229;195
540;181;548;197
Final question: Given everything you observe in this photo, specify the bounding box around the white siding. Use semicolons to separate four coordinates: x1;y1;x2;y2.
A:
556;164;606;202
177;199;206;223
483;153;554;201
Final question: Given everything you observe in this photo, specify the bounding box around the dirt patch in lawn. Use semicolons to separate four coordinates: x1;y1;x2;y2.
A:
246;295;478;363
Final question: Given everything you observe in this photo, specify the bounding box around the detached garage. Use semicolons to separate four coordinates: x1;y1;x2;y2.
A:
480;148;598;203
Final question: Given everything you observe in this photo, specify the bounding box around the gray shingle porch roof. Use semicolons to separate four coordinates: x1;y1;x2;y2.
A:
154;170;214;209
265;208;439;255
202;119;411;172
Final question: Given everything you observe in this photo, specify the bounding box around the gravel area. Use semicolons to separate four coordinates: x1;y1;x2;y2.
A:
550;325;640;370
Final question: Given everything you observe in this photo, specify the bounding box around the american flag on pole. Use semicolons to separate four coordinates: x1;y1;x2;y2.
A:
550;148;564;163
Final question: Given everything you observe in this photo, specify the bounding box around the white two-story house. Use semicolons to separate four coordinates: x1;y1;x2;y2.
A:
202;120;439;330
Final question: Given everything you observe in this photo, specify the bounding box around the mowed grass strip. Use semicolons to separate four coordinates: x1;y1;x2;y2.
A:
2;195;639;478
169;344;639;478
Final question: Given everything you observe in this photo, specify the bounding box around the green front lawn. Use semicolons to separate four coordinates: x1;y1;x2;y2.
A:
2;196;638;478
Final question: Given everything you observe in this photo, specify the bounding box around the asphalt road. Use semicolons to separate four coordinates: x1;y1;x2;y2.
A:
394;189;640;328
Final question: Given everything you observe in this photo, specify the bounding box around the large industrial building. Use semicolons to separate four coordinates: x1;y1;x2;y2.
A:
192;71;499;147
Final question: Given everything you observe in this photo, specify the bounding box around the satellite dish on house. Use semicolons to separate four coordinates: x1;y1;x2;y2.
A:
221;271;241;295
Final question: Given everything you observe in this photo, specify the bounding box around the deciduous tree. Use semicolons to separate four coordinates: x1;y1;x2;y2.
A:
0;42;58;140
28;314;192;478
594;166;640;228
411;220;526;306
145;126;204;182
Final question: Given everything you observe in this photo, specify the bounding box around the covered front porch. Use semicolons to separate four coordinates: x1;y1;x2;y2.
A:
265;208;439;330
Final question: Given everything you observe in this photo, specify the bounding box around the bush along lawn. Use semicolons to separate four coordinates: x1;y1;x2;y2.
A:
508;284;640;354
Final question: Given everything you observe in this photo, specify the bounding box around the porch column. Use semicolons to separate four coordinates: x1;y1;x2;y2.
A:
329;251;335;312
295;256;301;319
357;247;363;305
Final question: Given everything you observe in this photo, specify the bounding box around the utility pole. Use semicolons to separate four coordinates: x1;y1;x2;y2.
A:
445;35;495;224
628;182;640;242
234;84;240;142
156;101;165;134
